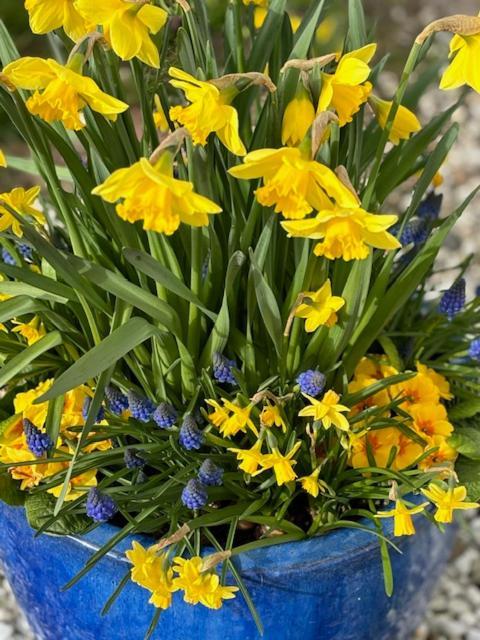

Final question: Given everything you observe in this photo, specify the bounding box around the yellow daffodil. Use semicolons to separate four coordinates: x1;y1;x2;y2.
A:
440;33;480;93
172;556;238;609
46;464;97;501
419;435;457;471
206;399;230;428
281;184;400;261
392;373;440;409
24;0;93;41
317;44;376;126
126;542;175;610
218;399;258;437
92;154;221;235
2;57;128;131
299;390;350;431
14;379;53;429
376;500;428;536
299;467;322;497
294;279;345;332
281;83;315;146
416;363;453;400
260;403;286;432
0;443;48;489
75;0;167;67
369;96;421;145
350;427;399;469
409;403;453;439
12;316;46;345
228;147;357;220
229;439;264;475
242;0;267;6
0;150;6;168
422;483;479;523
258;441;302;485
153;94;169;132
253;8;267;30
0;186;45;237
169;68;246;155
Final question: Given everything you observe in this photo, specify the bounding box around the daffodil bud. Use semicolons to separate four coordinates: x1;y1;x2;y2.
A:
281;82;316;146
369;95;421;145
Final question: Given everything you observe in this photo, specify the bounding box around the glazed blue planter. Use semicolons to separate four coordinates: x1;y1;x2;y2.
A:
0;501;454;640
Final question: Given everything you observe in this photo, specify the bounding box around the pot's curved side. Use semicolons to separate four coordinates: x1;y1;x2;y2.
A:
0;502;454;640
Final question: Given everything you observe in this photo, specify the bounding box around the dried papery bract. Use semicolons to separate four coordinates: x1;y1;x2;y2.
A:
281;53;338;74
211;72;276;94
311;111;339;158
416;14;480;44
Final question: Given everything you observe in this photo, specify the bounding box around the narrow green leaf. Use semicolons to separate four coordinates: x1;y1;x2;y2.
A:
249;250;282;356
0;331;62;388
0;296;45;323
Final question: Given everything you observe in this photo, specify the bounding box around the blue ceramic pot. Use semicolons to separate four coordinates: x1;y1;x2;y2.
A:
0;501;454;640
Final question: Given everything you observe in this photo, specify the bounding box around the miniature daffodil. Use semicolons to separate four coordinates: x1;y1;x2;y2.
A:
294;279;345;332
376;500;428;536
258;441;302;485
422;483;479;523
369;96;421;145
24;0;93;41
281;83;315;146
299;390;350;431
0;186;45;237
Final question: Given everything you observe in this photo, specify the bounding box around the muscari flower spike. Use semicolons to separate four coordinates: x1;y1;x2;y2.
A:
1;248;15;266
105;386;129;415
439;278;466;320
86;488;118;523
296;370;326;397
212;352;237;385
469;338;480;361
198;459;224;487
181;479;208;510
179;415;204;451
400;218;430;246
153;402;177;429
127;391;155;422
82;396;105;422
417;192;443;221
18;243;33;261
124;448;146;470
23;418;53;457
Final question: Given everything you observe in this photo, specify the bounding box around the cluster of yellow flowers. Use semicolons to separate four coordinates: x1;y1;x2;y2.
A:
349;357;457;473
126;542;238;611
0;379;110;497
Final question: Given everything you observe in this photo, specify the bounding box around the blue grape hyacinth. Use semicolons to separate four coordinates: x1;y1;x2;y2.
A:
105;386;129;415
1;248;15;265
212;352;237;385
23;418;53;457
153;402;177;429
127;392;155;422
296;370;326;397
179;415;204;450
82;396;105;422
417;191;443;221
198;459;224;486
400;219;429;246
469;338;480;361
86;488;118;522
181;479;208;510
124;448;145;469
439;279;466;320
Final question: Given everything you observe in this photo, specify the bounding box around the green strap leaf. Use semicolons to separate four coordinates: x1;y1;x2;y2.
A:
0;296;45;323
0;331;62;388
249;250;282;357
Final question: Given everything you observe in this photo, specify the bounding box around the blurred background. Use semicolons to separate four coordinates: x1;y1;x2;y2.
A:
0;1;479;638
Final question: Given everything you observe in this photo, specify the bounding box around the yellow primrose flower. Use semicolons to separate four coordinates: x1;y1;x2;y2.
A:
281;83;316;147
416;363;453;400
376;500;427;536
92;154;221;235
419;435;457;471
2;57;128;131
369;96;421;145
228;147;357;220
219;399;258;437
409;403;453;439
0;150;6;168
299;467;322;497
392;373;440;409
24;0;93;41
46;464;97;501
153;94;169;132
281;188;400;261
440;32;480;93
350;427;399;469
12;316;46;345
354;356;398;381
258;441;302;485
260;403;286;432
14;379;53;429
0;186;45;237
172;556;238;609
347;376;391;416
299;390;350;431
422;483;479;523
1;444;48;489
229;439;264;475
392;432;424;471
169;68;246;156
317;44;376;126
126;542;175;610
75;0;167;68
294;279;345;332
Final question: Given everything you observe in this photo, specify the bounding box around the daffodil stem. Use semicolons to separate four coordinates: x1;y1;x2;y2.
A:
233;0;246;73
363;41;423;209
188;228;202;358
